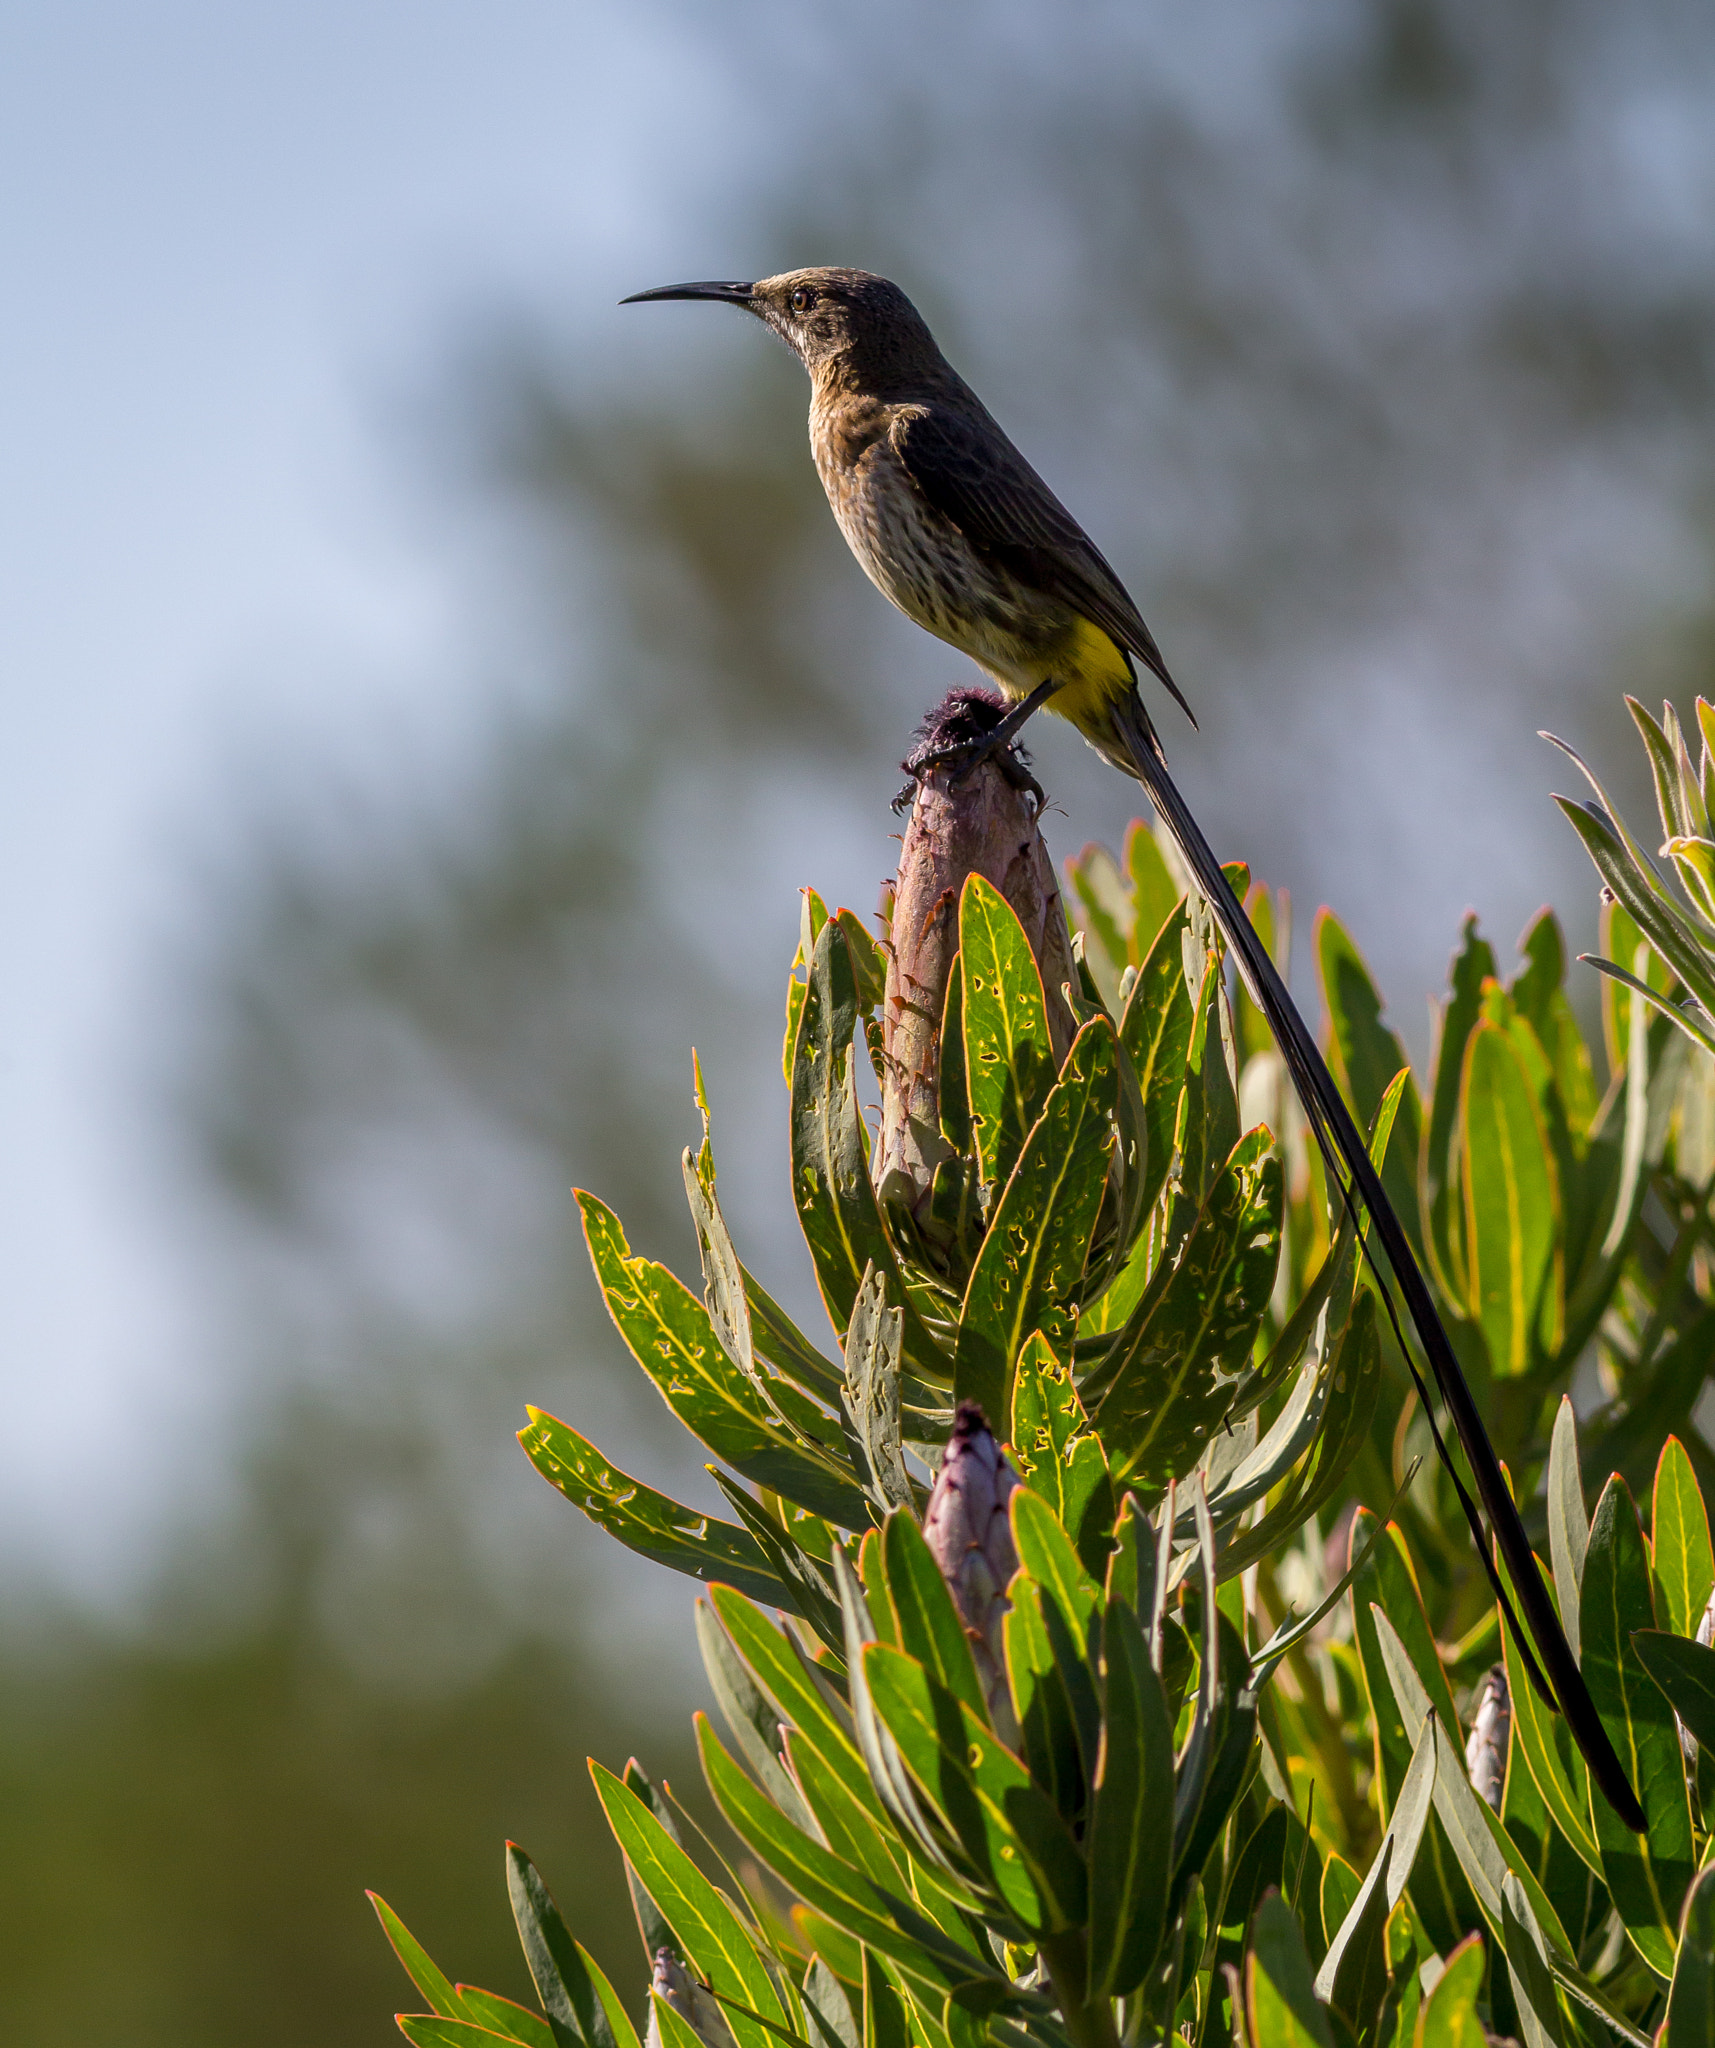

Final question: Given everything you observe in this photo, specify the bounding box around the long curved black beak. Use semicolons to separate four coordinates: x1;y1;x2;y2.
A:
619;280;756;307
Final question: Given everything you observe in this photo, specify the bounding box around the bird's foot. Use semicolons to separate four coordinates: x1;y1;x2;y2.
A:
891;685;1050;814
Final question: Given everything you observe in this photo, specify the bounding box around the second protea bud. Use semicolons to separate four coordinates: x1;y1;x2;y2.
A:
644;1948;736;2048
923;1402;1020;1741
1464;1664;1510;1811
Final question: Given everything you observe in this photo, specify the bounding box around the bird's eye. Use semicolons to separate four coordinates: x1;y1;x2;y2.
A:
790;286;817;313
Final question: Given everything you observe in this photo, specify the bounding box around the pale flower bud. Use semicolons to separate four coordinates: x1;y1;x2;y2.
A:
1464;1664;1510;1812
923;1402;1020;1740
644;1948;736;2048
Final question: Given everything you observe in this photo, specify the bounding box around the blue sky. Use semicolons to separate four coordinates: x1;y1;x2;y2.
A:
0;0;749;1587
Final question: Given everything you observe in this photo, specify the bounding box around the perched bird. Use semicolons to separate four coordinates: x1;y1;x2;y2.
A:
622;266;1645;1831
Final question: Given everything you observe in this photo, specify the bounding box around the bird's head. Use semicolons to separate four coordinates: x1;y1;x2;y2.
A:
621;267;943;387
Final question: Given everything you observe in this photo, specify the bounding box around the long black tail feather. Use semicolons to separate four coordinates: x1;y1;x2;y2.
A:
1107;693;1647;1833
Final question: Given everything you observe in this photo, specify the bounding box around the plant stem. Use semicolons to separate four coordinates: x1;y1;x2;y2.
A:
1039;1930;1123;2048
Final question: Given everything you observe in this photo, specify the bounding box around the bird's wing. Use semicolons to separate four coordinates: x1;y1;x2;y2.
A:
889;403;1195;726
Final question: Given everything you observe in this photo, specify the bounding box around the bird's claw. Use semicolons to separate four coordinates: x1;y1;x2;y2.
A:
893;734;1044;814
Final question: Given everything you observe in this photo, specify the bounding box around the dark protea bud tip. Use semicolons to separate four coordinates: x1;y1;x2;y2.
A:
923;1403;1020;1740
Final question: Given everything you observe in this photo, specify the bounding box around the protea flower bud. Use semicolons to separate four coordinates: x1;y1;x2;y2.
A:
1464;1664;1510;1811
644;1948;736;2048
923;1401;1021;1740
876;688;1076;1221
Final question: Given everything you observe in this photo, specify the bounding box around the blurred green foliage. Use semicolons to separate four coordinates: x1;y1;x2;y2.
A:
373;718;1715;2048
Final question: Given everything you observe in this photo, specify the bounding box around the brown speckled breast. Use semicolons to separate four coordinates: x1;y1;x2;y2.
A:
808;392;1073;692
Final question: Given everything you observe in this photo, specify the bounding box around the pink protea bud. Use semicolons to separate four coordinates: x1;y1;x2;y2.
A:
644;1948;735;2048
923;1402;1020;1739
1464;1664;1510;1811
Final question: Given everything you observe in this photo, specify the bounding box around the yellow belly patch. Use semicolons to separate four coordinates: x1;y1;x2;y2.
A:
1025;616;1133;735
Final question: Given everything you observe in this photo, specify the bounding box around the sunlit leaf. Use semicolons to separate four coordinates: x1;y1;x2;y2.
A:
954;1016;1118;1421
1315;908;1423;1250
791;919;946;1381
1086;1128;1282;1490
519;1410;785;1607
1652;1435;1714;1642
1415;1933;1486;2048
577;1193;867;1529
863;1641;1085;1933
959;874;1057;1197
1007;1332;1111;1575
1244;1891;1335;2048
1667;1866;1715;2047
371;1893;480;2026
590;1762;787;2048
1460;1020;1560;1375
1581;1475;1694;1977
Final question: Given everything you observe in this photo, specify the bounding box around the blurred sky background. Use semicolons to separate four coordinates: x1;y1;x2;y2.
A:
5;2;1715;2041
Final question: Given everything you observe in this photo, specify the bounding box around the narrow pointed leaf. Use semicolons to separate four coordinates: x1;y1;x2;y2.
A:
695;1715;1000;2002
954;1016;1119;1420
1008;1333;1111;1575
1002;1580;1088;1825
1633;1632;1715;1754
791;920;946;1379
863;1641;1085;1932
1313;1712;1434;2019
371;1894;479;2024
1667;1867;1715;2047
1499;1565;1599;1877
1499;1874;1562;2048
577;1194;867;1529
1581;1476;1693;1977
590;1761;787;2048
505;1845;621;2048
959;874;1056;1196
519;1410;784;1607
1085;1601;1175;1997
879;1510;987;1725
1460;1021;1559;1375
696;1599;814;1831
1652;1436;1714;1642
1371;1609;1571;1956
1547;1397;1587;1665
1245;1891;1335;2048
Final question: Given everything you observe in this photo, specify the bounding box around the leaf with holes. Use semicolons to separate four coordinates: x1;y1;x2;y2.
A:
953;1016;1118;1422
791;919;946;1381
959;874;1057;1197
519;1410;785;1608
1087;1129;1282;1490
578;1193;867;1529
1007;1332;1111;1576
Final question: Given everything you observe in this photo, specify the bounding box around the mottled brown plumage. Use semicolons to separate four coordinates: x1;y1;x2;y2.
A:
621;264;1649;1833
623;268;1193;753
